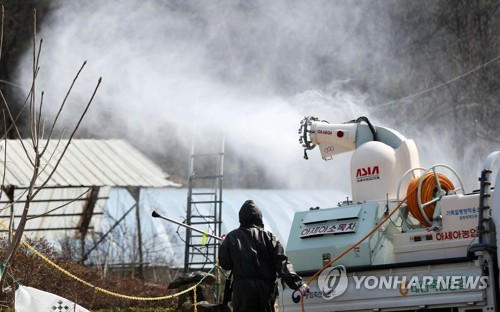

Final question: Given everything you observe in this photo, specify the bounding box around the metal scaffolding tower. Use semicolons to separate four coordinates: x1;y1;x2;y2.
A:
184;136;224;272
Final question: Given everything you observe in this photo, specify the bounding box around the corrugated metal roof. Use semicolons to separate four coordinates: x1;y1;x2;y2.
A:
0;139;179;188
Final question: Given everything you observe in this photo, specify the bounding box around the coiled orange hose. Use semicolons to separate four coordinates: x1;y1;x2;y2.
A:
407;172;455;227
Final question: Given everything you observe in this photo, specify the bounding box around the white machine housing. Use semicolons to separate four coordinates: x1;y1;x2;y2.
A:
350;139;419;202
300;117;420;202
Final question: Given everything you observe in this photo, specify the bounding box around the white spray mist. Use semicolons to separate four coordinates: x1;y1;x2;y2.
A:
14;0;483;194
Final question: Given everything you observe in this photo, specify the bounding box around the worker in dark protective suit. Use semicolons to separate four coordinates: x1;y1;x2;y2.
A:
218;199;309;312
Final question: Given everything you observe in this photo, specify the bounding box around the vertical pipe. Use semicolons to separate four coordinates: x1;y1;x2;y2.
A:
184;175;193;273
128;186;144;279
135;191;144;279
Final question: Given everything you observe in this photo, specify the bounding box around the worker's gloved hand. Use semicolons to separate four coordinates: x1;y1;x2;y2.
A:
298;283;310;295
219;234;226;245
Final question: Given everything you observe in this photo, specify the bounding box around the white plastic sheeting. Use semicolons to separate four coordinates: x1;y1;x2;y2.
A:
100;187;346;268
15;285;90;312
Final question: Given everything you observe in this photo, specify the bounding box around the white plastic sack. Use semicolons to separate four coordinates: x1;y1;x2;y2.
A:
15;285;90;312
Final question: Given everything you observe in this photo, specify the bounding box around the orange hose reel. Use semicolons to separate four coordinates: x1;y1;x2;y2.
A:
407;172;455;227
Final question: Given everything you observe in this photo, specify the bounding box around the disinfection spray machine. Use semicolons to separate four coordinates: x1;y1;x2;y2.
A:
280;116;499;312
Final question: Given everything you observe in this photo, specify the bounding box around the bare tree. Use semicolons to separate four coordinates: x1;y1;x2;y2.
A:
0;7;101;290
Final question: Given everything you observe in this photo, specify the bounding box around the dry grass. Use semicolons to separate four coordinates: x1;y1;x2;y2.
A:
0;237;178;311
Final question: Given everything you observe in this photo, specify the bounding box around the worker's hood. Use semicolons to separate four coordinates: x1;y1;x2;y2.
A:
239;200;264;228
